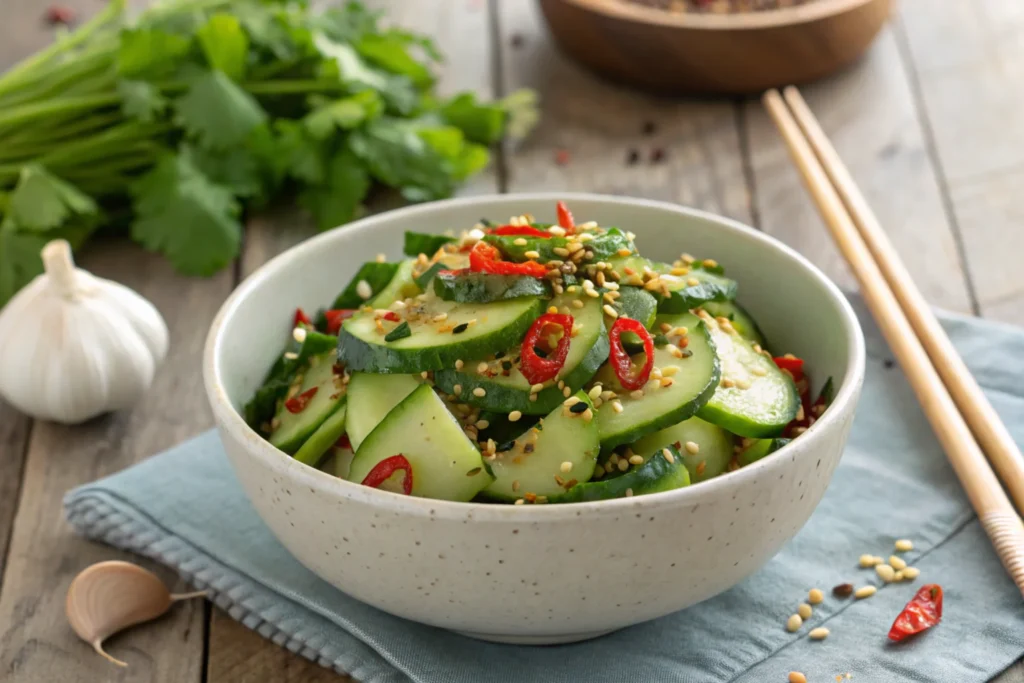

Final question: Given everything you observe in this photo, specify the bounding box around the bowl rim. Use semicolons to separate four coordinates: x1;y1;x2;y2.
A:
204;192;865;522
551;0;883;31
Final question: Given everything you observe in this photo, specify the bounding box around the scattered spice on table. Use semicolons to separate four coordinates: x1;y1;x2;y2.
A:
45;4;75;24
555;148;572;166
642;120;658;135
627;149;641;165
650;147;666;163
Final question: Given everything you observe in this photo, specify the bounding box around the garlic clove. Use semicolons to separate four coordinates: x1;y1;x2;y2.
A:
65;560;206;667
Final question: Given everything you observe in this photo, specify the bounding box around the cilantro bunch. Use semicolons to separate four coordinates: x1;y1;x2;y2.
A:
0;0;537;305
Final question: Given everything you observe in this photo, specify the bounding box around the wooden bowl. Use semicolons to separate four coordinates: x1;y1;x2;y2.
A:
537;0;892;94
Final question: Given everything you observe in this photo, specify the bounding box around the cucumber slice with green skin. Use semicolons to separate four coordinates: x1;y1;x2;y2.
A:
270;350;347;453
484;227;635;263
404;231;455;257
294;402;347;467
614;286;657;329
433;293;608;414
368;259;420;308
550;445;689;503
347;384;494;501
608;256;737;313
433;270;551;303
694;313;799;438
244;330;338;432
346;372;421;451
701;300;767;347
631;416;735;483
593;313;720;451
328;262;400;310
737;437;790;467
480;391;600;501
477;410;541;448
339;293;544;373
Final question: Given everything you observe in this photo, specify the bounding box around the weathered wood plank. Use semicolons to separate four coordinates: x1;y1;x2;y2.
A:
895;0;1024;325
0;240;223;682
206;1;500;680
743;26;974;314
497;0;751;223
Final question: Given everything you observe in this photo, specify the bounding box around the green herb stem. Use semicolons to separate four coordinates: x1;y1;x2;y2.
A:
0;93;121;131
0;49;117;108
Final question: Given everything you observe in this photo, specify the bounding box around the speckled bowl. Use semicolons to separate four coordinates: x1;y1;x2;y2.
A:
204;193;865;644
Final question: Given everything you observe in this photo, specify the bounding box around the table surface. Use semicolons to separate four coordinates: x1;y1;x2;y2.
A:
1;0;1022;681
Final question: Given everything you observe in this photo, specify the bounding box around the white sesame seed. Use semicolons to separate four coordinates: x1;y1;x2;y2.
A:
888;555;907;570
453;384;462;395
563;386;572;397
571;299;585;309
283;351;299;360
895;539;914;552
612;400;624;413
808;627;829;641
603;304;619;318
628;455;644;466
473;387;486;397
797;603;812;620
808;588;824;605
530;383;544;394
876;564;896;582
685;441;700;455
564;396;581;407
292;327;307;343
560;461;573;473
662;448;675;463
902;567;920;580
858;554;879;568
513;237;528;246
514;498;525;505
455;359;464;370
477;362;489;373
625;488;634;497
508;410;522;422
661;366;679;376
630;390;645;400
524;250;540;259
548;226;567;237
854;585;877;599
475;419;490;430
356;279;372;300
617;459;629;472
375;252;387;263
786;614;803;632
588;385;603;400
751;366;768;377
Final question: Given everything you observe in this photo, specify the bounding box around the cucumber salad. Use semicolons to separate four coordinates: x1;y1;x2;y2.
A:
245;202;834;504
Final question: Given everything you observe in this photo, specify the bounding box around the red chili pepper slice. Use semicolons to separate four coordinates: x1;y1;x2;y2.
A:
773;356;805;382
285;387;318;414
335;433;352;450
608;318;655;391
293;308;312;327
889;584;943;642
360;454;413;495
488;225;552;238
519;313;574;385
379;311;401;322
556;201;575;233
324;309;356;334
469;241;547;278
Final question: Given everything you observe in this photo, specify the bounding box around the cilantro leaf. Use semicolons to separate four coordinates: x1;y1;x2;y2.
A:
273;119;326;184
181;142;264;199
131;155;242;275
299;146;370;231
417;126;489;180
118;80;168;123
197;13;249;80
349;118;454;201
501;88;541;141
313;32;418;115
7;165;98;233
0;228;47;305
174;69;268;149
313;3;381;44
302;90;382;140
117;28;193;78
356;32;433;88
440;92;505;145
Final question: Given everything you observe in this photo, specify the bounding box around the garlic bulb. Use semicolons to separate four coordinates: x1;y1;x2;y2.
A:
0;240;169;423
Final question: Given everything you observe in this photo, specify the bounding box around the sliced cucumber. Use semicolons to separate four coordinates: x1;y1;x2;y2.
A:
593;313;720;451
614;286;657;329
339;292;543;373
701;300;767;347
695;313;799;438
368;259;419;308
269;350;347;453
477;410;541;447
609;256;737;313
319;443;357;479
346;372;421;451
737;437;790;466
244;330;338;432
481;391;600;501
347;384;494;501
294;402;347;467
404;231;455;257
433;293;608;414
630;416;734;483
484;227;635;263
433;270;551;303
551;445;689;503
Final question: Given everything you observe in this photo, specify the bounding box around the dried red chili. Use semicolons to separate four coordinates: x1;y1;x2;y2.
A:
469;241;547;278
324;309;356;334
285;387;318;414
520;313;574;385
293;308;312;327
488;225;551;238
889;584;943;641
773;355;805;382
556;200;575;233
361;454;413;495
609;317;654;391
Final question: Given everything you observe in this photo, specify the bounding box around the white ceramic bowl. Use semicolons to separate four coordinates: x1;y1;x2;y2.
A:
204;193;865;644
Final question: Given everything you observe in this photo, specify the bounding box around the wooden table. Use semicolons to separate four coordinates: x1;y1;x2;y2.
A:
1;1;1021;681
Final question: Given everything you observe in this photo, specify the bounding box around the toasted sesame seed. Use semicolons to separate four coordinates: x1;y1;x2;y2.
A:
586;289;600;298
858;554;878;568
808;627;829;641
514;498;525;505
686;277;700;287
798;603;813;620
564;396;581;407
356;279;373;300
513;237;528;246
721;378;736;388
509;410;522;422
685;441;700;455
548;226;567;237
563;386;572;397
283;351;299;360
625;488;634;497
808;588;824;605
902;566;920;580
888;555;907;570
660;377;674;387
612;400;624;413
512;480;520;492
786;614;803;632
855;585;876;599
572;299;585;309
588;385;603;400
603;304;619;318
420;371;429;380
473;387;487;397
751;366;768;377
876;564;896;582
475;419;490;430
662;448;676;464
618;459;629;472
628;455;644;466
292;327;307;343
557;380;565;389
630;390;645;400
530;383;544;394
895;539;914;552
616;248;632;257
560;461;573;473
453;384;462;395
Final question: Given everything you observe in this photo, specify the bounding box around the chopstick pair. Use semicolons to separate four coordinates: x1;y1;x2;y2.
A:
762;87;1024;596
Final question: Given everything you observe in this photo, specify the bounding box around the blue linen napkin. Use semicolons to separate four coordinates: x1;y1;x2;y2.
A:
65;299;1024;683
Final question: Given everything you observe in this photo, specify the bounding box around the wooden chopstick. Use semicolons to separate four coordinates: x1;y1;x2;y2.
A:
781;86;1024;517
762;89;1024;596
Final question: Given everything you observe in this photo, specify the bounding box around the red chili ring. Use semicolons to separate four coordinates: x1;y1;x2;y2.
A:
608;317;654;391
360;454;413;495
520;313;574;385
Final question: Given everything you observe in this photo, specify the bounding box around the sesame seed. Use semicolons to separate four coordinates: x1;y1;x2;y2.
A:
858;554;878;567
721;378;736;389
630;389;645;400
808;588;824;604
895;539;914;552
798;603;813;620
514;498;525;505
452;323;469;334
548;226;567;237
612;400;624;413
563;386;572;397
616;248;632;257
786;614;803;632
685;441;700;455
660;378;674;387
513;237;528;246
557;380;565;389
564;396;581;407
420;371;429;380
625;488;634;497
283;351;299;360
618;459;629;472
808;627;829;641
586;289;600;298
530;383;544;394
475;419;490;430
686;277;700;287
454;359;464;370
902;566;920;580
512;480;520;492
662;448;675;464
854;585;877;599
888;555;907;570
560;461;573;473
553;247;570;257
508;410;522;422
375;253;387;263
473;387;487;397
529;394;538;402
875;564;896;582
629;455;644;466
603;304;619;318
292;327;307;343
356;279;373;300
